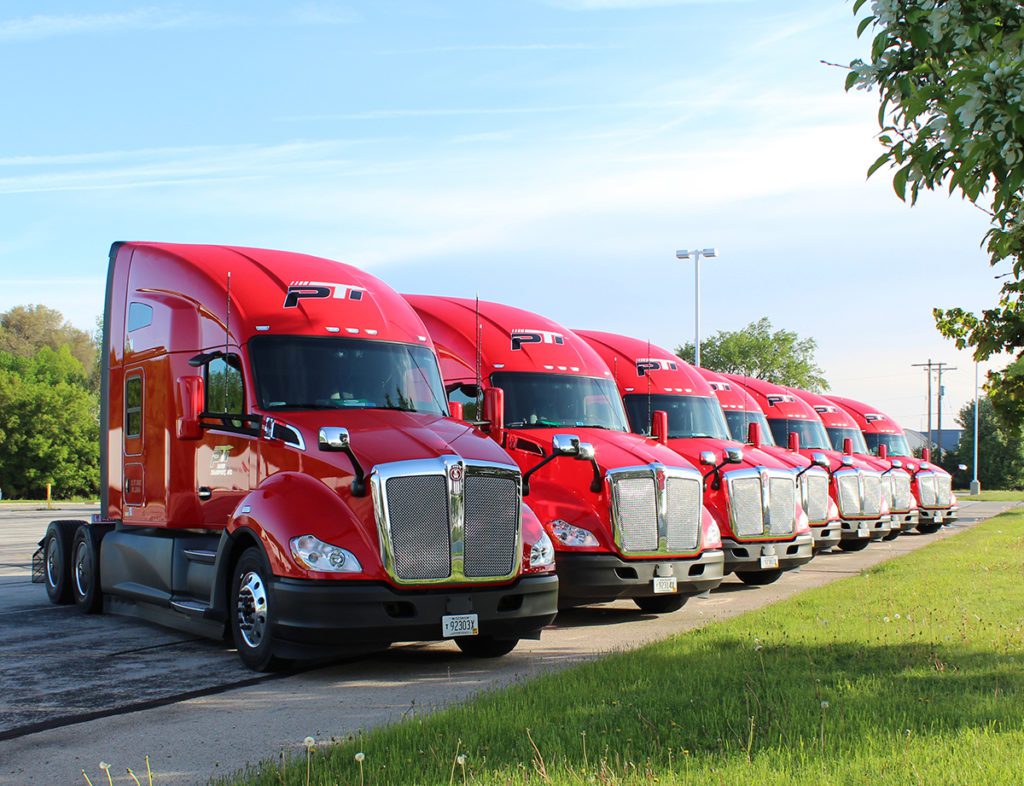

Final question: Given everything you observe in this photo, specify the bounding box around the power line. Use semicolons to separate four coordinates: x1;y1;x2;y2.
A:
911;360;957;461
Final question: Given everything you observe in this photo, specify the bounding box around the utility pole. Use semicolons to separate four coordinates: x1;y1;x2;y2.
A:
912;360;935;454
912;360;956;461
935;363;955;463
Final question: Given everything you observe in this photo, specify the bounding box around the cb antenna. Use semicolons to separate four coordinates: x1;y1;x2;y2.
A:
475;293;483;419
646;338;653;436
224;271;232;412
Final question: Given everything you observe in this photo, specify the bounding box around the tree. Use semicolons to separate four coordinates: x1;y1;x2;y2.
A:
942;397;1024;489
847;2;1024;429
676;317;828;390
0;305;97;390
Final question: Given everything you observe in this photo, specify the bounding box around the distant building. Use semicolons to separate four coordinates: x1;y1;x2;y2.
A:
905;428;962;455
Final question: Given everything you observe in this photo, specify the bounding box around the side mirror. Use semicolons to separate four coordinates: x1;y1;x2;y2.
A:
958;463;968;471
891;459;903;469
577;442;596;461
841;455;854;466
448;401;465;421
747;421;762;448
725;447;744;464
482;386;505;441
552;434;581;456
843;437;853;456
176;375;204;440
319;427;351;451
699;450;717;466
812;452;829;468
922;447;931;462
878;444;888;459
651;410;669;445
788;432;800;452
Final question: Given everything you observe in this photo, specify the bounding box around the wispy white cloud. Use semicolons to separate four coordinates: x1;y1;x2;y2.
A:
0;8;210;41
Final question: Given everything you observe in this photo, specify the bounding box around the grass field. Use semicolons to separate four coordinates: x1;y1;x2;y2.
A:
226;510;1024;786
958;490;1024;502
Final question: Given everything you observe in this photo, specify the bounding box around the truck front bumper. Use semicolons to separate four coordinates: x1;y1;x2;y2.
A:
721;534;814;573
919;506;958;526
889;509;919;533
271;574;559;659
810;523;841;552
554;550;724;606
840;515;893;541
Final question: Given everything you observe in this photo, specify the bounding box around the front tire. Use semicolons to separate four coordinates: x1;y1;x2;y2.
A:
71;526;103;613
43;520;82;605
455;636;519;658
917;521;941;535
633;595;687;614
838;538;870;552
736;568;783;586
231;547;288;672
883;527;901;541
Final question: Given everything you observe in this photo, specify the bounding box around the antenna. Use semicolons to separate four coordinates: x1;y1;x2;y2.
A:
646;338;652;436
475;293;483;418
224;271;232;412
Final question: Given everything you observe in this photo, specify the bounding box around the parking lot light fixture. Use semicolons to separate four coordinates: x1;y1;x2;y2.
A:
676;248;718;367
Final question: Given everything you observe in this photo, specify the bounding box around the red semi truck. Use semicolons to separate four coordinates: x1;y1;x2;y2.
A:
576;331;813;585
696;367;842;552
405;296;725;613
790;387;918;538
726;375;893;551
37;243;558;670
826;395;959;533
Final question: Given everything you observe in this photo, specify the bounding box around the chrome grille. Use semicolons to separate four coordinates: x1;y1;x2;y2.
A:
936;474;952;506
768;476;796;535
838;474;861;516
385;475;451;580
613;476;659;551
892;473;913;511
862;474;883;517
730;477;764;537
463;474;519;577
665;477;702;551
918;474;937;506
802;473;829;523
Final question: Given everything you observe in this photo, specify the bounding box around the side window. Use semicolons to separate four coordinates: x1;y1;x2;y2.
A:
205;355;245;424
125;374;143;438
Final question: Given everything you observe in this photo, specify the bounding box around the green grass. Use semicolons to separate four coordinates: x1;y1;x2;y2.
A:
0;497;98;505
228;513;1024;786
958;489;1024;502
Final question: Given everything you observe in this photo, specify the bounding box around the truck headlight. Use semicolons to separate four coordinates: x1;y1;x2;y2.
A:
704;521;722;548
530;531;556;568
549;519;599;547
290;535;363;573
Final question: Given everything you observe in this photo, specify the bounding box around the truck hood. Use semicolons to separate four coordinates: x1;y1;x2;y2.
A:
666;436;793;473
509;427;700;473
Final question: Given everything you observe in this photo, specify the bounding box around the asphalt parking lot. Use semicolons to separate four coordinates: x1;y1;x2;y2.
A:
0;501;1015;786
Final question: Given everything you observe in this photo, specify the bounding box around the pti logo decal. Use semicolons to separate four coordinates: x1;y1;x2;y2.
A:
283;281;366;308
510;329;565;351
636;358;678;376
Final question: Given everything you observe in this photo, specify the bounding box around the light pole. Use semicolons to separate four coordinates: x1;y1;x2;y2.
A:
971;361;981;495
675;248;718;367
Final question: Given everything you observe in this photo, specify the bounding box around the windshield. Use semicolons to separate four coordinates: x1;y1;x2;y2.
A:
724;410;777;446
624;394;730;440
826;427;869;454
864;432;912;458
768;417;831;450
250;336;448;415
491;371;629;430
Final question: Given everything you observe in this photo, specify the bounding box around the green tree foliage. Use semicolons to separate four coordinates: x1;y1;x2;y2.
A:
942;397;1024;489
847;2;1024;427
0;304;98;391
676;317;828;390
0;340;100;500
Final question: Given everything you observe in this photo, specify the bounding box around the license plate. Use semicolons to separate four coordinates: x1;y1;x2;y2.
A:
442;613;479;638
760;555;779;569
857;527;870;538
934;511;943;523
652;577;677;594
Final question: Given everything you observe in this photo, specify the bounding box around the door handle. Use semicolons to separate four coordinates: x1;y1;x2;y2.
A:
198;486;212;501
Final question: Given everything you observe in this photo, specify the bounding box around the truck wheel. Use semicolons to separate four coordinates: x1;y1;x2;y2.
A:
736;569;783;586
633;595;687;614
42;520;82;605
455;636;519;658
71;526;103;614
838;538;870;552
916;521;941;535
883;527;901;541
231;547;288;672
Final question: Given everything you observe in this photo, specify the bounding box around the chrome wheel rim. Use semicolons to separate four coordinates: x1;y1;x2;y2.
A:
237;571;268;649
74;540;90;598
45;537;60;588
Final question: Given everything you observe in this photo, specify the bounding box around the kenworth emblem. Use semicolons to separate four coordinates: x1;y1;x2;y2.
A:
283;281;366;308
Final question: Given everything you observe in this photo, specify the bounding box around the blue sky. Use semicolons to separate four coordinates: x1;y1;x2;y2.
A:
0;0;1004;431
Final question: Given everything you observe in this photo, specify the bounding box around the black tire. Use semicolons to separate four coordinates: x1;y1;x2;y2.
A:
230;547;288;672
917;521;941;535
71;526;103;614
838;538;871;552
42;520;82;605
633;594;687;614
455;636;520;658
883;528;901;541
736;568;784;586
